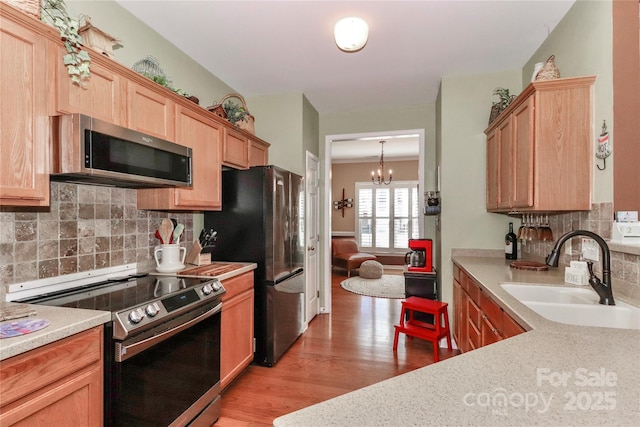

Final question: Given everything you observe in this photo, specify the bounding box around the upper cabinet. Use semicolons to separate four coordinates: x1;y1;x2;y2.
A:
248;139;269;167
222;128;270;169
485;76;596;212
0;6;50;207
223;127;249;169
126;81;176;141
54;48;126;126
137;106;222;211
1;3;269;209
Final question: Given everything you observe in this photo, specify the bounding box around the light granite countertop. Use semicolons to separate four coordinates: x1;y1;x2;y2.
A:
274;255;640;426
0;262;256;361
0;304;111;361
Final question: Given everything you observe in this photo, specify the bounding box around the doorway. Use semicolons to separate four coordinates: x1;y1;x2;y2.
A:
322;129;425;313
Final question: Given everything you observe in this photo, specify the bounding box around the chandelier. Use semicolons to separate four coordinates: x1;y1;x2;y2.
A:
371;141;392;185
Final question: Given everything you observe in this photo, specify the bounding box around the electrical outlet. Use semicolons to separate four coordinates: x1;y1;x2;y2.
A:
565;243;573;255
581;238;600;261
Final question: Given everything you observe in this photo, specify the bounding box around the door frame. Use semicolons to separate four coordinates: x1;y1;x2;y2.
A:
304;150;320;324
322;129;425;313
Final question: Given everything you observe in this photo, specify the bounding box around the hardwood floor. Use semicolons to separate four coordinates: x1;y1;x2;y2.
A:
215;269;459;426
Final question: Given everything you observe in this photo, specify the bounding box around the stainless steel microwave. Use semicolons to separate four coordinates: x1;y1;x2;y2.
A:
51;114;192;188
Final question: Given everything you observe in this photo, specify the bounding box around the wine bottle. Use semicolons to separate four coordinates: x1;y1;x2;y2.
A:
505;222;518;260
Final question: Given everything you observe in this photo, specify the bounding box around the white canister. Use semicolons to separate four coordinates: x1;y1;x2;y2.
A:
531;62;545;82
154;244;187;273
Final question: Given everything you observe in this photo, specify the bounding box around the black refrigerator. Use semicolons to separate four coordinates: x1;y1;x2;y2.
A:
204;166;305;366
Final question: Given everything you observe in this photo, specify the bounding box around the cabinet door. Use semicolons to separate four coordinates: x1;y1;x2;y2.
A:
127;81;175;140
0;326;103;426
497;118;512;209
485;129;499;211
223;127;249;169
511;97;535;208
137;107;222;210
174;106;222;209
502;312;526;338
481;315;502;347
56;52;125;126
248;139;269;167
220;272;255;389
0;15;49;206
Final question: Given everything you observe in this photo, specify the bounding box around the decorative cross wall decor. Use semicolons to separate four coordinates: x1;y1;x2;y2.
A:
333;188;353;217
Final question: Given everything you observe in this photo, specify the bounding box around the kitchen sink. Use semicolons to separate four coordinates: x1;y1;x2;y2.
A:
501;284;598;304
501;284;640;330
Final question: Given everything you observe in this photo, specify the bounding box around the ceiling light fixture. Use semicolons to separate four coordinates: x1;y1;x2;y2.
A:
334;17;369;52
371;141;392;185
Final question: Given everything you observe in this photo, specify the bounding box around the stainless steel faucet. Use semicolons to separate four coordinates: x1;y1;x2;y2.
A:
545;230;615;305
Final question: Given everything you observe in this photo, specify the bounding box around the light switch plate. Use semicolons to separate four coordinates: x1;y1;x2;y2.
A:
582;238;599;261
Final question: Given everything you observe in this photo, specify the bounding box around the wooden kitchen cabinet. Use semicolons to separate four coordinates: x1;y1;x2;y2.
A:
248;139;269;167
223;127;250;169
453;264;526;353
126;80;176;141
221;128;271;169
0;326;104;426
484;76;595;212
220;271;255;389
137;105;222;210
485;129;500;211
0;5;50;207
55;49;126;126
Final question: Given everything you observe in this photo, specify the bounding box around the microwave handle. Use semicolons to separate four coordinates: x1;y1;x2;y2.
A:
115;302;222;362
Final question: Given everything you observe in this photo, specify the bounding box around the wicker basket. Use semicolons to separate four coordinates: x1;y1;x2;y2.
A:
4;0;40;18
535;55;561;81
208;93;255;135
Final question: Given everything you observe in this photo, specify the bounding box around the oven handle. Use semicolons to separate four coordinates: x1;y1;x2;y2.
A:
115;302;222;362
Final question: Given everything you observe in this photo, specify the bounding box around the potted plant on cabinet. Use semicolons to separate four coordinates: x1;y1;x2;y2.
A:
40;0;91;86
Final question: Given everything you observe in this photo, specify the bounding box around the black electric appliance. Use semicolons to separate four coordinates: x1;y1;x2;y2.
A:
204;165;305;366
16;274;225;427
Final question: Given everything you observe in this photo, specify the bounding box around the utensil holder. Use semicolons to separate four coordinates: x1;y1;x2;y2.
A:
185;240;212;266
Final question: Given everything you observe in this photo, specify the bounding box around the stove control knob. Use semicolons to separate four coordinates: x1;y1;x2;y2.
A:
128;309;143;324
202;284;213;295
211;281;222;292
145;304;159;317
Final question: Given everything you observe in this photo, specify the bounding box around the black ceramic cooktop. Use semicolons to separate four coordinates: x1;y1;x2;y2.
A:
18;274;215;313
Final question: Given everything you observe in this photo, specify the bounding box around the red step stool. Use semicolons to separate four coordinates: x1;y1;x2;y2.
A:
393;296;452;363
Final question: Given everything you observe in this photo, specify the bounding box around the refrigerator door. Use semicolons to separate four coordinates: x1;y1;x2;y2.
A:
270;167;291;282
289;172;305;274
262;269;305;366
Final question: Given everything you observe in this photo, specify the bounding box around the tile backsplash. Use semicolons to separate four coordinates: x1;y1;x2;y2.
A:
1;183;194;298
521;202;639;304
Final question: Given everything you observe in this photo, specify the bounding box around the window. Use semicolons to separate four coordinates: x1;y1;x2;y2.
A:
356;181;419;252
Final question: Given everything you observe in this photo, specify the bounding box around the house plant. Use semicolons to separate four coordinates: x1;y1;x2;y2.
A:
488;87;517;125
40;0;91;86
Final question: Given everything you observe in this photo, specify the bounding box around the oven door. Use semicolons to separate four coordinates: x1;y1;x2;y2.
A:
109;301;221;427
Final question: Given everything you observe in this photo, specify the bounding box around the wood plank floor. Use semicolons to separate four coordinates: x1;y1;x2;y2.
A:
215;269;459;426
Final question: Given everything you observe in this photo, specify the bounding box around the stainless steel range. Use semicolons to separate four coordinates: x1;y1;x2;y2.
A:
14;271;225;427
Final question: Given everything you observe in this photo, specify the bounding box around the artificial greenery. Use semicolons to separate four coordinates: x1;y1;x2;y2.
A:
40;0;91;86
141;73;192;99
493;87;517;111
223;100;249;124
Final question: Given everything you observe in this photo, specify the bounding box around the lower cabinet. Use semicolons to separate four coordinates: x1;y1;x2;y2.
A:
0;326;104;426
220;271;255;389
453;264;526;353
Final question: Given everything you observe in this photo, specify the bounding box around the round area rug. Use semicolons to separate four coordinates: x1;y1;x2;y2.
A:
340;275;405;299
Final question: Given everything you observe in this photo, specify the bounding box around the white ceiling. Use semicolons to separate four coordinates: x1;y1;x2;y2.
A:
115;0;576;159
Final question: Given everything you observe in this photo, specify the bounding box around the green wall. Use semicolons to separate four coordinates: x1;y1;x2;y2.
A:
248;93;319;176
67;0;236;112
523;0;613;203
437;69;522;307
